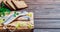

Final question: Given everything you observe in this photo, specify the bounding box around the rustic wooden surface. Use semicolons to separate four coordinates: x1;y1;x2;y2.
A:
1;0;60;32
24;0;60;28
23;0;60;32
34;29;60;32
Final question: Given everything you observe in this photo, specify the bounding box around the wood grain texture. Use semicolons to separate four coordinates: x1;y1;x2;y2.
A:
24;0;60;18
34;18;60;28
34;29;60;32
23;0;60;28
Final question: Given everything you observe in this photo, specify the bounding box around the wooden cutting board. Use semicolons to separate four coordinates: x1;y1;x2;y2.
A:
0;12;34;30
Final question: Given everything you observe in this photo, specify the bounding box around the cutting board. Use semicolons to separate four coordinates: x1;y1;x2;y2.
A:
0;12;34;30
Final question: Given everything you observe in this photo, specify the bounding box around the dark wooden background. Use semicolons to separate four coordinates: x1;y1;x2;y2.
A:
22;0;60;32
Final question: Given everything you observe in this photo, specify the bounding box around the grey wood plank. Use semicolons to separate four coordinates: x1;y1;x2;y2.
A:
35;23;60;28
24;0;60;28
34;29;60;32
25;0;60;18
25;0;60;4
34;19;60;28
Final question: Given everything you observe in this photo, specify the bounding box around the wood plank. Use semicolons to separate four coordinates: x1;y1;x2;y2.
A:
15;0;60;28
24;0;60;18
34;18;60;28
24;0;60;28
34;29;60;32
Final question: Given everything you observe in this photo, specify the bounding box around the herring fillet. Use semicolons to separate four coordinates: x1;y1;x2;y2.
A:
3;12;28;25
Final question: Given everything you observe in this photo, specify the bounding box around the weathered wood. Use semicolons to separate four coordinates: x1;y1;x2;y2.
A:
24;0;60;18
34;18;60;28
34;29;60;32
24;0;60;28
